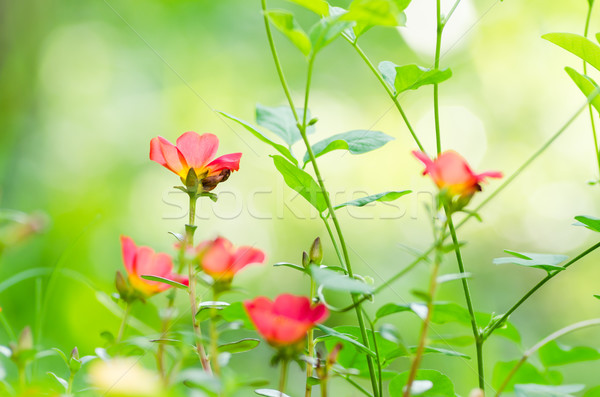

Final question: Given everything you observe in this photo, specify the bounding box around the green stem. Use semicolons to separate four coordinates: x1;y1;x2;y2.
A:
210;290;221;376
346;38;425;153
279;359;289;396
116;301;131;343
434;0;443;154
496;318;600;395
321;214;343;264
483;241;600;340
342;375;372;397
583;3;600;181
18;364;25;391
446;208;483;389
0;309;15;341
320;377;328;397
306;279;317;397
364;311;383;397
259;1;379;393
67;372;75;395
443;0;463;25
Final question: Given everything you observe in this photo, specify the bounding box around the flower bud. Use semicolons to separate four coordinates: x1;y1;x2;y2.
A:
70;347;81;373
302;251;310;269
70;347;79;361
17;326;33;352
115;271;131;302
309;237;323;265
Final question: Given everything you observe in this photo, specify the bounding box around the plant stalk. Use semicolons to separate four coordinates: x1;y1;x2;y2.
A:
116;301;131;343
279;359;289;397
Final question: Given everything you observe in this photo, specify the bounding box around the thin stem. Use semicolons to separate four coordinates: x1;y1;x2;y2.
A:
116;301;131;343
364;311;383;397
67;372;75;395
434;0;443;154
346;38;425;153
210;290;221;376
0;310;15;341
443;0;463;25
483;241;600;340
279;360;289;397
342;375;372;397
321;214;343;264
18;364;25;391
446;208;483;388
305;279;317;397
583;3;600;180
496;318;600;395
320;377;328;397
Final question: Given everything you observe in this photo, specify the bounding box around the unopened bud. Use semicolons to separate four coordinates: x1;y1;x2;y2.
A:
309;237;323;264
308;117;318;126
17;326;33;352
115;271;130;301
70;347;79;361
302;251;310;269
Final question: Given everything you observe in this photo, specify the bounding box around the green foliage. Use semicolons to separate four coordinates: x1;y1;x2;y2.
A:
378;61;452;95
543;33;600;72
272;155;328;212
514;384;585;397
285;0;330;15
310;265;373;294
308;15;354;54
303;129;394;164
343;0;410;38
564;68;600;113
493;250;568;273
492;361;561;391
334;190;411;210
538;341;600;367
389;369;455;397
140;275;188;290
266;10;312;56
256;104;314;146
221;302;254;330
575;215;600;232
218;339;260;354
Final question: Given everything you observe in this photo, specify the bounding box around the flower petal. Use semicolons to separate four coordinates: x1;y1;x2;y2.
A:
206;152;242;174
120;236;137;274
230;246;265;274
273;294;311;321
176;132;219;170
412;150;434;175
151;136;188;177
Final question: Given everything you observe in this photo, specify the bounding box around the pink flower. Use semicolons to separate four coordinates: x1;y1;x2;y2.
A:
197;237;265;281
244;294;328;347
412;150;502;198
121;236;188;297
150;132;242;191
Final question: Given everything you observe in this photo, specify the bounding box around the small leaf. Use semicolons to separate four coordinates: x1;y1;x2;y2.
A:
514;384;585;397
221;302;254;329
477;312;521;344
543;33;600;72
376;302;471;325
303;129;394;163
256;104;314;146
272;155;327;212
218;338;260;354
47;372;68;391
416;346;470;359
334;190;411;210
315;324;375;357
285;0;330;15
266;10;312;56
574;215;600;233
255;390;292;397
273;262;307;273
51;348;68;367
219;111;298;165
140;275;188;290
492;361;553;391
310;265;373;294
379;61;399;93
394;64;452;94
539;341;600;367
389;369;455;397
309;15;354;54
493;250;568;273
343;0;409;38
437;272;472;284
564;68;600;114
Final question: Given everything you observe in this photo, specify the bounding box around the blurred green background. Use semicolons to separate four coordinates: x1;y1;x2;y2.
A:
1;0;600;395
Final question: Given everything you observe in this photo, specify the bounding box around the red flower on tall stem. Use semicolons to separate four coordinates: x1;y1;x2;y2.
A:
197;237;265;282
244;294;328;347
412;150;502;199
150;132;242;191
120;236;188;297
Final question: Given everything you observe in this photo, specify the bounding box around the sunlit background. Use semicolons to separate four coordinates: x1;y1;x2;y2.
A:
1;0;600;395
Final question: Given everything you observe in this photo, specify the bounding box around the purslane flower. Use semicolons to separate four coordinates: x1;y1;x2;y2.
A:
196;237;265;282
412;150;502;200
120;236;188;298
244;294;328;347
150;132;242;192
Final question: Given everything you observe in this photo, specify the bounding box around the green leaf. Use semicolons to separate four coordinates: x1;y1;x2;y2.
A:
51;348;68;367
218;339;260;354
265;10;311;56
343;0;409;38
379;61;398;93
334;190;411;210
316;324;374;357
543;33;600;72
437;272;472;284
492;361;558;391
575;215;600;232
493;250;568;273
285;0;330;15
255;390;291;397
256;104;314;146
221;302;254;330
539;341;600;367
514;384;585;397
310;265;373;294
273;262;307;273
564;68;600;114
47;372;68;391
140;275;188;290
272;155;327;212
585;386;600;397
303;129;394;164
376;302;471;325
416;346;470;359
389;369;455;397
393;64;452;94
219;111;298;165
309;15;354;54
477;312;521;344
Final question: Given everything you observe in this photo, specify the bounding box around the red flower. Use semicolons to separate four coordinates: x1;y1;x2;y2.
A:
121;236;188;297
244;294;328;347
150;132;242;191
197;237;265;281
412;150;502;198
